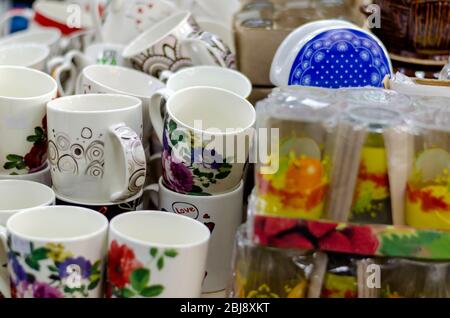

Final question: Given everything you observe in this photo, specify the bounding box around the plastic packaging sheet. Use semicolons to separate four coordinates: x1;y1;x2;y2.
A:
254;86;450;228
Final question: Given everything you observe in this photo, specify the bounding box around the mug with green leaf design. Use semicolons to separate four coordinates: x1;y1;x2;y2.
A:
107;211;210;298
0;66;57;176
0;206;108;298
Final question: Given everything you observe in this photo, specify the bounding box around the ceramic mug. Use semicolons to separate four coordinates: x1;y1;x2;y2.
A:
0;28;62;56
47;94;146;203
159;65;252;98
0;206;108;298
146;177;243;292
98;0;177;45
0;180;55;298
122;11;235;78
55;190;144;221
49;43;128;97
270;20;392;88
76;64;165;149
0;44;49;71
0;66;57;176
149;87;255;196
0;161;52;187
107;211;210;298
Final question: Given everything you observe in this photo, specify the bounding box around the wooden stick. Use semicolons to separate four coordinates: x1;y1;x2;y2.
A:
307;252;328;298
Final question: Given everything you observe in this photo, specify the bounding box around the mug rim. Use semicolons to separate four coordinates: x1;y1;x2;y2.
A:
157;176;244;199
0;180;55;214
54;188;144;206
0;28;61;47
109;210;210;249
0;66;57;101
0;43;50;68
0;161;50;180
166;86;256;136
122;11;191;58
6;205;108;243
167;65;252;98
82;64;164;99
47;93;142;114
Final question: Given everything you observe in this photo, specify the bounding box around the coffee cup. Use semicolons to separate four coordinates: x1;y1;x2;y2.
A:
0;44;50;71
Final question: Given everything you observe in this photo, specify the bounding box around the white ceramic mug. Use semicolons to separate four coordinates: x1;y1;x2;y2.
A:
123;11;235;78
107;211;210;298
98;0;177;45
0;161;52;187
159;65;252;98
49;43;128;96
47;94;146;203
0;206;108;298
0;180;55;298
149;86;255;196
76;64;165;149
0;44;49;71
0;66;57;176
146;177;243;292
0;28;62;56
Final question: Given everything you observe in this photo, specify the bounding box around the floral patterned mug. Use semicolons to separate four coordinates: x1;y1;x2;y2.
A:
149;87;255;196
0;66;57;176
0;206;108;298
107;211;210;298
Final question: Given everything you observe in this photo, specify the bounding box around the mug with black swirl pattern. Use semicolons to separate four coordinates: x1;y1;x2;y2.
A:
46;94;146;203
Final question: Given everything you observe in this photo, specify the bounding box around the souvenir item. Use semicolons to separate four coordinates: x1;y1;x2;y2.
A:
405;103;450;230
55;191;144;221
77;64;165;148
159;66;252;98
0;44;49;71
0;206;108;298
0;162;52;187
0;28;61;57
146;177;244;292
0;66;57;175
271;21;392;88
149;87;255;196
123;11;235;78
47;94;146;203
107;211;210;298
98;0;177;45
0;180;55;298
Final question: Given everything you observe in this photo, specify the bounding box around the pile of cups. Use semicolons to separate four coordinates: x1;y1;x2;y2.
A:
0;0;253;298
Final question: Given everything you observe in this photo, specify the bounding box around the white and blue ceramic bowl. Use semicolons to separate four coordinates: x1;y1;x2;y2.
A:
271;21;393;89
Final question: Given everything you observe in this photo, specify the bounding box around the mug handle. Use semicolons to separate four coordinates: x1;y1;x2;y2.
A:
109;123;146;202
148;88;174;144
159;70;174;83
143;183;160;209
52;62;78;97
0;8;33;36
0;225;10;298
181;31;230;68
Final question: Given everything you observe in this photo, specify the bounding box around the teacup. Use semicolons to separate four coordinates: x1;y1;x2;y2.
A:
98;0;177;45
47;94;146;203
107;211;210;298
146;177;243;292
159;65;252;98
76;64;165;149
0;28;62;56
0;206;108;298
0;44;49;71
149;87;255;196
0;180;55;298
56;190;144;221
0;161;52;187
122;11;236;78
0;66;57;175
50;43;128;96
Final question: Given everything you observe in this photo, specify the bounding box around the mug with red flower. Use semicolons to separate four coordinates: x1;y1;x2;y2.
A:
0;66;57;176
149;86;255;196
107;211;210;298
0;206;108;298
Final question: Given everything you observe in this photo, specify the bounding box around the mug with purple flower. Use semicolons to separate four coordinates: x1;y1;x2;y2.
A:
149;87;255;196
0;206;108;298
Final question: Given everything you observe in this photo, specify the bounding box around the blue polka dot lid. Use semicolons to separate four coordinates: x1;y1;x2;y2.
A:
273;27;393;89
